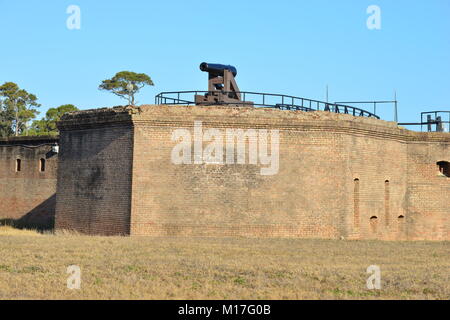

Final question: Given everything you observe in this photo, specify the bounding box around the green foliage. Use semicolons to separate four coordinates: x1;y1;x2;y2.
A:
0;82;40;137
28;104;78;136
0;105;13;137
1;71;153;137
99;71;154;106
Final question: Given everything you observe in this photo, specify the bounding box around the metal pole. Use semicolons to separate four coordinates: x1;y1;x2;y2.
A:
421;113;424;132
394;90;398;122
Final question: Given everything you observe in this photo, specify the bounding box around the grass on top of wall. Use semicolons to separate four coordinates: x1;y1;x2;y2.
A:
0;225;448;300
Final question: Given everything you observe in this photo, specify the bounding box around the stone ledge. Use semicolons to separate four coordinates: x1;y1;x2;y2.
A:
0;136;59;146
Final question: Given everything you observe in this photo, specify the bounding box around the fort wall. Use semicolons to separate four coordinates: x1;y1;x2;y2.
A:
55;105;450;240
0;136;58;229
55;108;134;235
406;139;449;240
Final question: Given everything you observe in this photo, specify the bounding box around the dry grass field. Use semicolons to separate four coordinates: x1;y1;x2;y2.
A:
0;226;448;300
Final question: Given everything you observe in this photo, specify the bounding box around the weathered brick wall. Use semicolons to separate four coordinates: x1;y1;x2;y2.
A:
343;133;409;240
55;108;134;235
56;105;450;240
344;131;449;241
405;139;450;240
131;107;351;238
0;136;58;229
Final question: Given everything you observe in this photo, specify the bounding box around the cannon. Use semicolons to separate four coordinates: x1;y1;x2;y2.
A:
199;62;237;77
195;62;252;106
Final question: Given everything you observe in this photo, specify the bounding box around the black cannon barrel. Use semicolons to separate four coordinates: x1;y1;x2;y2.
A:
199;62;237;77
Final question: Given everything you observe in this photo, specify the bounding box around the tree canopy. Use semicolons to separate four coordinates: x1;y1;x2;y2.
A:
0;82;40;137
0;70;154;137
28;104;78;136
98;71;154;106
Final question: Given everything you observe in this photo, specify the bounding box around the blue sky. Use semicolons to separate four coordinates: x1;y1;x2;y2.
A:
0;0;449;124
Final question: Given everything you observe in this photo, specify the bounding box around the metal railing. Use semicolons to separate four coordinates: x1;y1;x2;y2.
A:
155;91;380;119
421;111;450;132
398;111;450;132
335;100;398;122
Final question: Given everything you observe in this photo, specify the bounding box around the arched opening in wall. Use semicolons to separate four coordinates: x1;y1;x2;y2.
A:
15;159;21;172
437;161;450;177
353;179;360;229
397;215;405;233
370;216;378;233
39;158;46;172
384;180;390;226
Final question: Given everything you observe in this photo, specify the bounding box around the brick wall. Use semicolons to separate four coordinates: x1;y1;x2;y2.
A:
130;108;349;238
55;108;134;235
55;105;450;240
405;139;450;240
344;133;409;240
0;136;58;229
